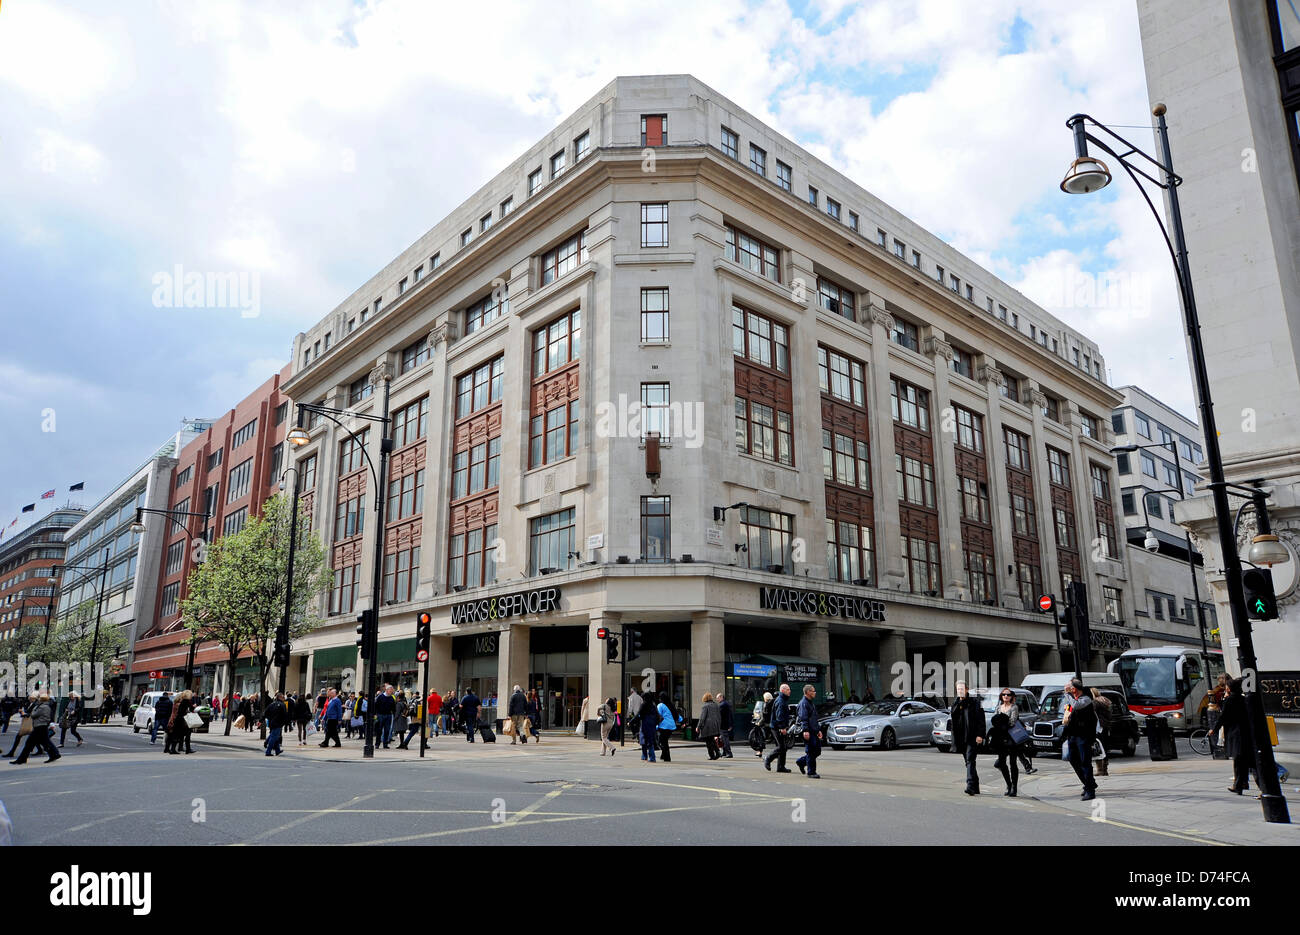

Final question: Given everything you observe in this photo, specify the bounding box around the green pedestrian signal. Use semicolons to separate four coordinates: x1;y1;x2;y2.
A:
1242;568;1278;621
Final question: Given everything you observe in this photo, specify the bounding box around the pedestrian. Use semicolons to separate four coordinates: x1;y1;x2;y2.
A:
655;691;677;762
3;694;37;758
638;690;658;761
793;684;823;779
697;692;721;760
10;692;60;765
717;689;734;758
264;692;289;756
59;691;85;748
443;690;459;736
502;684;528;745
397;693;424;750
1206;673;1228;758
577;695;590;738
597;697;618;756
951;681;985;796
1061;678;1098;801
525;689;541;742
426;687;443;738
1090;687;1112;777
0;692;17;734
1211;678;1252;795
372;686;396;749
238;694;253;732
763;683;792;773
152;691;173;746
751;691;771;757
460;687;480;742
395;690;410;740
293;692;312;745
989;689;1020;797
319;688;343;748
169;690;196;755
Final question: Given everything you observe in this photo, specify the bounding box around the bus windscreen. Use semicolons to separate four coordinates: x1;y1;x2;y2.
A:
1116;656;1178;705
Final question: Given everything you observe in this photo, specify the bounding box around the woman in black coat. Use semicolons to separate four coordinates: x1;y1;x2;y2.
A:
293;694;312;745
1212;679;1251;794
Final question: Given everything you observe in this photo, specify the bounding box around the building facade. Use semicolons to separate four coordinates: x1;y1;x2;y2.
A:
280;75;1127;728
0;507;86;642
132;366;293;697
56;422;211;699
1112;386;1216;653
1139;1;1300;747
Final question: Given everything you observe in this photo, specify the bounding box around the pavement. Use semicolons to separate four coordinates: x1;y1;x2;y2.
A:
3;720;1298;845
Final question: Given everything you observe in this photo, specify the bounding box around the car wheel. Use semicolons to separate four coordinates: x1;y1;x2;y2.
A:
133;723;140;733
1123;734;1137;758
830;744;845;751
936;744;950;753
880;727;897;751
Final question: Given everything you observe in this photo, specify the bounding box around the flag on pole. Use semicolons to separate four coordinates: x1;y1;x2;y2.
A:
40;489;55;500
69;482;84;492
21;504;35;513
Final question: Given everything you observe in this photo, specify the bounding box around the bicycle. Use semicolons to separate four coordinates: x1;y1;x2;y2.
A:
1188;727;1213;756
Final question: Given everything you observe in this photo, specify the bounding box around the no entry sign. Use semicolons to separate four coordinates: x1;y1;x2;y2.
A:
1038;595;1054;613
416;649;428;662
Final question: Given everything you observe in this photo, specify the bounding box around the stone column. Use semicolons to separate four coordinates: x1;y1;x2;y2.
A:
978;362;1020;607
1007;642;1030;688
944;635;970;695
877;630;908;695
428;634;457;696
925;332;966;598
496;624;530;708
799;620;830;665
1065;401;1107;624
586;612;623;723
1027;383;1062;603
867;301;906;589
690;610;725;718
1040;646;1063;673
418;319;456;598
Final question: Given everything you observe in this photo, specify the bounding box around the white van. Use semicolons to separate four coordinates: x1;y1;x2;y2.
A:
1020;672;1124;704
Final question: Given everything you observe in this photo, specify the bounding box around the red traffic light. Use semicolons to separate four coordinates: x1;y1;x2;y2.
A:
1038;595;1054;613
417;611;432;626
596;627;608;640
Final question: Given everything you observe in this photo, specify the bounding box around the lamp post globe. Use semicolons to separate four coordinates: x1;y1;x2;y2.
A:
1248;533;1290;567
1060;155;1112;194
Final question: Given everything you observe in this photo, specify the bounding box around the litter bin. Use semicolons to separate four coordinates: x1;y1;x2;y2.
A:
1146;716;1177;760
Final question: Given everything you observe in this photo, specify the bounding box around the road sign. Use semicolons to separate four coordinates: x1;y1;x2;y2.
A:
416;649;428;662
1038;595;1054;612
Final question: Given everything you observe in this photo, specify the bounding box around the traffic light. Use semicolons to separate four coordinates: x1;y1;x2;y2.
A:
1065;580;1090;648
273;623;290;668
1242;567;1278;621
626;626;643;662
356;609;374;659
606;634;620;663
416;611;432;653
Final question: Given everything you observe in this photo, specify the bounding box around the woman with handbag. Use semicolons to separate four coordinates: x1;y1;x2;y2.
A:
696;692;721;760
597;697;618;756
10;693;60;765
989;689;1022;796
169;690;196;755
1090;687;1113;777
638;690;658;761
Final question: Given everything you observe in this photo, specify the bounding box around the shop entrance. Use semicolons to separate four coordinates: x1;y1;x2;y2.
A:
536;674;586;730
529;626;589;731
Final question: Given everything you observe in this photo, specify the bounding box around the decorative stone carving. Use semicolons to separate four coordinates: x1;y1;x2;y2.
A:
976;364;1004;388
369;358;394;385
871;308;895;332
924;336;954;362
430;320;458;347
1029;389;1048;409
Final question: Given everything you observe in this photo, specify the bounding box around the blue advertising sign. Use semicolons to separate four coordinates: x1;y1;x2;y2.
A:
733;664;778;678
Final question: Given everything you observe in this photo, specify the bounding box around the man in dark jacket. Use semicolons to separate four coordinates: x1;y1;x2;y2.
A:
318;688;343;747
763;683;792;773
152;692;173;746
460;688;480;742
374;687;397;749
1062;679;1098;800
794;684;823;779
1212;678;1251;794
264;692;289;756
951;681;985;795
717;691;734;758
0;693;17;733
507;686;529;745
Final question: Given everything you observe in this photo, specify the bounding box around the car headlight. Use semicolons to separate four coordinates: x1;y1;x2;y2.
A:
933;717;945;730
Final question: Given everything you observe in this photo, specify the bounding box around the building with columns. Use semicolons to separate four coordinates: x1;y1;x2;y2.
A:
1139;1;1300;749
280;75;1129;729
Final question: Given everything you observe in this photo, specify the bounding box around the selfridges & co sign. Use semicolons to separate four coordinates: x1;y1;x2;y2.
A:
450;586;562;625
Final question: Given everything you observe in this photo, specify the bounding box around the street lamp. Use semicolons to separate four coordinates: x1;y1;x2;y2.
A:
1073;107;1289;823
274;466;303;695
49;551;110;705
132;506;212;689
295;373;394;758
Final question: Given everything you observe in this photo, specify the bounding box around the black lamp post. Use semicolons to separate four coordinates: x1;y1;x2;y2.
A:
275;466;303;695
289;372;393;758
1066;107;1289;823
132;506;212;690
50;550;110;703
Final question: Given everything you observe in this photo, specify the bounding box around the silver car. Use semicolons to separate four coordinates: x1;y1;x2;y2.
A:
931;687;1039;753
826;699;941;750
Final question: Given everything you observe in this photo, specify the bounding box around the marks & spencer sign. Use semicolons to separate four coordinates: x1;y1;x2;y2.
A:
759;585;886;621
451;586;562;625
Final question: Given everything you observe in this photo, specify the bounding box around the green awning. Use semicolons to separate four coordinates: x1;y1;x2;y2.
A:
312;646;357;669
375;638;416;665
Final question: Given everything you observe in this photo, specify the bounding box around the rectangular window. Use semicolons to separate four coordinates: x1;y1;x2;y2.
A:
951;347;974;379
413;263;423;283
401;337;432;373
740;506;794;572
274;402;289;426
550;149;566;178
334;493;365;540
640;496;670;562
207;448;223;471
1103;586;1122;623
573;131;589;161
500;196;514;218
776;160;792;191
807;185;818;206
912;250;922;269
1054;507;1076;549
231;419;256;449
338;429;369;475
1016;562;1043;607
900;535;941;593
532;309;581;377
960;476;990;523
1090;463;1111;500
891;318;919;352
1140;452;1157;478
827;519;874;585
935;264;945;283
398;278;408;296
1004;428;1031;471
480;213;493;233
720;126;738;159
387;468;426;521
175;466;193;489
222;507;247;538
894;239;906;259
997;304;1008;321
826;197;840;220
227;458;253;503
460;229;472;248
430;252;441;270
749;144;766;176
816;276;856;320
391;396;429;449
299;453;317;492
641;383;672;439
448;524;498;591
732;305;789;373
165;540;185;577
465;283;509;334
641;287;669;343
724;224;781;283
540;230;588;285
817;346;866;407
528;168;542;196
1122;492;1136;515
160;582;180;619
1042;396;1060;423
1048;447;1072;487
965;284;974;302
641;203;668;248
641;114;667;147
890;378;930;432
382;545;421;604
529;508;576;574
877;228;887;247
349;376;373;405
330;563;359;615
1001;374;1020;403
895;454;936;508
269;442;283;481
950;274;960;293
456;356;505;419
848;211;859;231
1080;413;1098;439
964;548;996;603
956;406;984;453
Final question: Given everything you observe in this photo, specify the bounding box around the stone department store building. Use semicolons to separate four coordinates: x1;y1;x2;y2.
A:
280;75;1129;729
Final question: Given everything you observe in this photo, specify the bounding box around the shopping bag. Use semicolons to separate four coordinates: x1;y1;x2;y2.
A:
17;716;32;737
305;722;317;735
502;716;514;735
232;714;246;730
183;712;203;729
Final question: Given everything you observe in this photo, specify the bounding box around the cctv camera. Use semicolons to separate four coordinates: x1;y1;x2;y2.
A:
1143;534;1159;553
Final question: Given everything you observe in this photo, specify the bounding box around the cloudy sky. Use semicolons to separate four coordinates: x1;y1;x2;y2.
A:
0;0;1191;535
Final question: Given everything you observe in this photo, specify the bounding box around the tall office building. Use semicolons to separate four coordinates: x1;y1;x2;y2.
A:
1139;1;1300;747
0;507;87;641
281;75;1129;729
